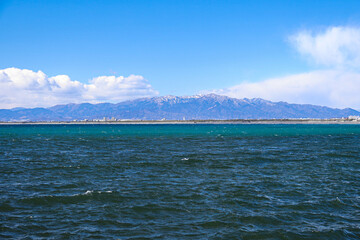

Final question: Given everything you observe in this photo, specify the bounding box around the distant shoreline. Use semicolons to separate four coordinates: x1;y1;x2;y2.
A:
1;119;360;125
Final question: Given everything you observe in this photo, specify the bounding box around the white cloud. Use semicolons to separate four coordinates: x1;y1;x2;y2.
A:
208;70;360;109
0;67;158;109
290;26;360;67
207;26;360;110
84;75;157;102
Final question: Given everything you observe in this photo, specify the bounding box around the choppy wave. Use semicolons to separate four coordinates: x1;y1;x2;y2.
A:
1;124;360;239
19;191;117;205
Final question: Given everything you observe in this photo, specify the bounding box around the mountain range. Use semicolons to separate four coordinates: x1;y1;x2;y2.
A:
0;94;359;121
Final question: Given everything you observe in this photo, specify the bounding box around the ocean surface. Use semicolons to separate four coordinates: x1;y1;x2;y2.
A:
0;124;360;239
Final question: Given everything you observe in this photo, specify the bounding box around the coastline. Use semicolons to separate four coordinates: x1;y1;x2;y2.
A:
1;119;360;125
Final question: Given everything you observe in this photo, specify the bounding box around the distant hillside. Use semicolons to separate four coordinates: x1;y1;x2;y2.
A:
0;94;359;121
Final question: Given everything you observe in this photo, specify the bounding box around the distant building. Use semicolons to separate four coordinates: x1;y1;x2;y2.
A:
348;116;360;120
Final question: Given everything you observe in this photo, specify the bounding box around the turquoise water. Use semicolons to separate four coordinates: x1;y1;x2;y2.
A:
0;124;360;239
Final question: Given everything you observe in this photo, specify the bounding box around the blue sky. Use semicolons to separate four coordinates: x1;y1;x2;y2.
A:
1;0;360;109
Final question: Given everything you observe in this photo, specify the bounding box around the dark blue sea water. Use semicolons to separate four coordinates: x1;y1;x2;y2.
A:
0;124;360;239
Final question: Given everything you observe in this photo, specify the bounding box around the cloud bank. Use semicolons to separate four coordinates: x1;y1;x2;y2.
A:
290;26;360;67
211;70;360;109
0;68;158;109
210;26;360;110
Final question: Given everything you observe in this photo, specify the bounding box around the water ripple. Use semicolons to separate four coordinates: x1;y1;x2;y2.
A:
0;124;360;238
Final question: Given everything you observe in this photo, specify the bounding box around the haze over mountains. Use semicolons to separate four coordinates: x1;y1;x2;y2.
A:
0;94;359;122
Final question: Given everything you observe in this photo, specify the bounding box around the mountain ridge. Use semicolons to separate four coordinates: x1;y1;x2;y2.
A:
0;94;359;121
